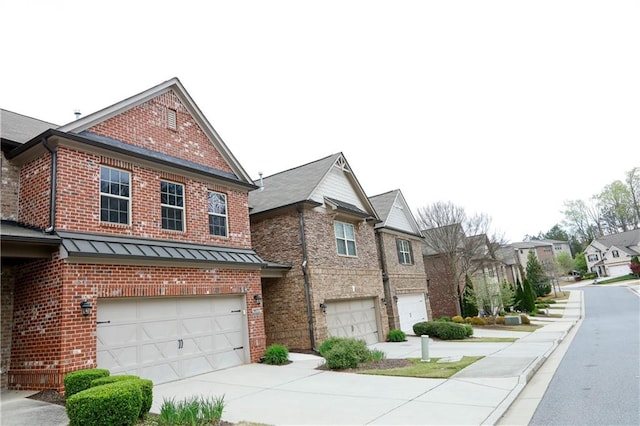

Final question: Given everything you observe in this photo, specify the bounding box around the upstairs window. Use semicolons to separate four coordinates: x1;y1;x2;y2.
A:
587;254;599;262
334;221;357;256
612;250;619;258
396;239;413;264
161;181;184;231
100;166;130;225
208;191;227;237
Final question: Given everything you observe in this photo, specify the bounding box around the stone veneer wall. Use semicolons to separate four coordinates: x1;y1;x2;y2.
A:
1;266;16;389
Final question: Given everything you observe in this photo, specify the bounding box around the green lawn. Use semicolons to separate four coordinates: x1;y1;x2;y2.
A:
359;356;483;379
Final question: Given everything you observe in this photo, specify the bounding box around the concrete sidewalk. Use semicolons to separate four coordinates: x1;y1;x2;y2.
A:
0;290;583;426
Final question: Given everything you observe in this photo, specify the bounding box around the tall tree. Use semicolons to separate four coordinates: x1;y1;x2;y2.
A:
416;201;505;314
525;250;550;297
543;225;569;241
626;167;640;228
562;198;601;244
574;252;587;274
597;180;636;234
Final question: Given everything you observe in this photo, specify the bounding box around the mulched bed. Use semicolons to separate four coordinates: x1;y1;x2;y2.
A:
316;357;413;372
28;389;66;407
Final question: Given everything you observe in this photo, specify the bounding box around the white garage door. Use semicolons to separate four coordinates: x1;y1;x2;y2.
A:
396;293;428;335
608;265;630;277
325;298;379;345
97;296;247;385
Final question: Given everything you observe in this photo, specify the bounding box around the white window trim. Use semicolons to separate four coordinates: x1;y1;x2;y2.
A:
100;165;131;225
334;221;357;257
397;239;412;265
160;180;185;232
208;191;228;237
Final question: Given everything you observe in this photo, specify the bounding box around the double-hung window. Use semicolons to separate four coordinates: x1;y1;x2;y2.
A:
396;239;413;264
208;191;227;237
612;250;619;258
334;221;356;256
100;166;130;225
161;181;184;231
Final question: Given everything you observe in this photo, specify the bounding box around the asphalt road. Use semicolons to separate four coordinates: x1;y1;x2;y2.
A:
530;285;640;426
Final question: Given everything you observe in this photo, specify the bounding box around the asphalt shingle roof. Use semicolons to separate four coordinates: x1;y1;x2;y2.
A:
0;109;58;144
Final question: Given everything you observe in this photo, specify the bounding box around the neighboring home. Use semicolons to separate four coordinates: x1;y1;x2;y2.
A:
0;78;266;392
421;224;467;319
248;153;387;351
539;239;573;258
369;189;430;334
584;229;640;277
494;246;522;285
511;240;556;271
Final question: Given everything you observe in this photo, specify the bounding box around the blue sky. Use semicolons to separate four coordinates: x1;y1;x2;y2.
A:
2;1;638;242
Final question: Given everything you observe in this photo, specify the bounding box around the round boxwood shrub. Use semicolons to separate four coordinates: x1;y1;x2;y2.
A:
495;316;506;325
264;344;289;365
386;329;406;342
90;376;153;419
520;314;531;324
64;368;110;399
470;317;486;326
452;315;464;324
66;380;142;426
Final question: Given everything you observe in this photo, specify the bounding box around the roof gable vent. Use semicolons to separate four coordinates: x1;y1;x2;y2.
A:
167;109;177;130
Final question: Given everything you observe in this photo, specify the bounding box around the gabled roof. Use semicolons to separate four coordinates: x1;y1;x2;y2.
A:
0;109;59;145
592;229;640;256
248;152;378;218
3;78;254;186
369;189;422;237
510;240;552;249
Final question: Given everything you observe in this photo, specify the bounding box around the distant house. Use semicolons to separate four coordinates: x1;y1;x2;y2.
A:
369;189;430;334
248;153;387;350
0;79;266;391
539;239;573;258
584;229;640;277
511;240;556;271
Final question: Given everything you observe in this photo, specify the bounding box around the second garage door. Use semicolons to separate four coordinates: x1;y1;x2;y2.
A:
396;293;428;334
325;298;380;345
97;295;247;385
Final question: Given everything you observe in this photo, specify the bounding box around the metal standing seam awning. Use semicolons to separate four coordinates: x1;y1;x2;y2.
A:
57;231;265;267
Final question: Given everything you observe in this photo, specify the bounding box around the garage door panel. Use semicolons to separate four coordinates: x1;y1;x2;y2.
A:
326;298;379;345
97;296;247;385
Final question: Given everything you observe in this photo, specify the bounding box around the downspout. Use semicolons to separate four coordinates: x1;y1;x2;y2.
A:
296;203;316;350
42;137;57;233
376;231;392;316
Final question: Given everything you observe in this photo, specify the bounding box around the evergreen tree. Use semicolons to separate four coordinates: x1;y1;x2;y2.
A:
522;277;536;312
525;250;551;297
500;280;515;311
462;274;478;317
514;277;525;311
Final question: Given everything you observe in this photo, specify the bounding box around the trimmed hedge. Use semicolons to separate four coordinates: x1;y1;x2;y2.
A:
412;321;473;340
64;368;110;399
66;380;142;426
90;376;153;419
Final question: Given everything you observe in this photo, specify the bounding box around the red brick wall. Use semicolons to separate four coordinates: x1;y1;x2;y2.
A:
52;147;252;248
1;151;20;221
88;91;234;174
1;266;16;389
18;155;51;229
8;259;265;391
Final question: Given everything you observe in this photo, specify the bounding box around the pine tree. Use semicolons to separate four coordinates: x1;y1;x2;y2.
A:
525;250;551;297
522;277;536;312
462;274;478;317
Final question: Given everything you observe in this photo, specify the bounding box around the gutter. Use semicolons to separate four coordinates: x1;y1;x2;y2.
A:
42;137;57;233
297;203;316;350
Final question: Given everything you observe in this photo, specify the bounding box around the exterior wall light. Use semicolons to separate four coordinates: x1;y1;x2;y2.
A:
253;294;263;305
381;297;387;306
319;303;327;314
80;300;92;317
393;295;398;303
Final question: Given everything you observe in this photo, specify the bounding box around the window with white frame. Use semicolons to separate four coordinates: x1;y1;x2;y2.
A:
612;250;619;258
396;239;413;264
334;221;356;256
208;191;227;237
160;181;184;231
100;166;130;225
587;254;599;262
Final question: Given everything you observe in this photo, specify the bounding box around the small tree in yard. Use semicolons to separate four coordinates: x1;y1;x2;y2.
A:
526;250;551;297
462;274;478;317
631;256;640;277
514;277;525;311
522;277;536;313
500;280;515;311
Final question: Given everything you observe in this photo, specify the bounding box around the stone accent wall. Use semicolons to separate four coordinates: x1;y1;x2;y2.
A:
18;154;51;229
1;151;20;221
8;258;264;392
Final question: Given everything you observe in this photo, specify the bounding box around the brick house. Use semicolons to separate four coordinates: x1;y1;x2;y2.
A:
0;78;266;392
248;153;388;350
369;189;431;334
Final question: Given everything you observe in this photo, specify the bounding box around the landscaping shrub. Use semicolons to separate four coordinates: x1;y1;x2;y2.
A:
89;375;153;419
159;395;225;426
370;348;386;361
436;316;452;322
319;337;372;370
451;315;464;324
464;317;473;324
520;314;530;324
412;321;471;340
263;344;289;365
66;380;142;426
386;329;406;342
495;316;505;325
470;317;486;326
64;368;110;399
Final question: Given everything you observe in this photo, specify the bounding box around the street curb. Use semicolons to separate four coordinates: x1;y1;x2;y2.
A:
482;291;584;425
